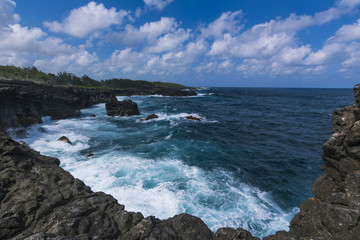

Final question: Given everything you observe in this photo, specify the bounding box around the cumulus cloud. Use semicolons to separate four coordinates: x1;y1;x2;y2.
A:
44;1;129;38
144;29;191;53
330;19;360;42
108;17;178;46
34;46;99;75
0;24;73;56
0;0;20;27
3;0;360;83
143;0;174;11
201;11;243;39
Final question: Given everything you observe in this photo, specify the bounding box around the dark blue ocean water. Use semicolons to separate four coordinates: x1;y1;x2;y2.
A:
17;87;354;238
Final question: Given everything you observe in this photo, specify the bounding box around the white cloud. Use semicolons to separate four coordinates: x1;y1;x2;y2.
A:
339;42;360;74
105;48;148;73
144;29;190;53
0;24;73;56
34;46;98;75
201;11;243;39
44;1;129;38
331;19;360;42
0;21;99;75
0;50;31;67
337;0;360;8
279;46;311;64
108;17;178;46
143;0;174;11
0;0;20;27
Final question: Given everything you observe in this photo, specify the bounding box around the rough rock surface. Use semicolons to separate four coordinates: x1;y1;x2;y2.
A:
141;114;159;121
265;83;360;240
2;81;360;239
0;132;215;240
58;136;73;145
106;99;140;117
186;115;201;121
0;80;197;131
0;80;116;131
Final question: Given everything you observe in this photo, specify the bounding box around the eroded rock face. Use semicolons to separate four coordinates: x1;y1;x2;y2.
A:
106;99;140;117
265;83;360;240
0;80;116;131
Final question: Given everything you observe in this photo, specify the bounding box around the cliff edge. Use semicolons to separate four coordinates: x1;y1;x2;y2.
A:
264;84;360;240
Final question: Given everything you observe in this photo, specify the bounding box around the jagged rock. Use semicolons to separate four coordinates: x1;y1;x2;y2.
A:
265;83;360;240
186;115;201;121
19;140;27;145
140;114;158;121
214;228;260;240
0;80;116;131
0;132;214;239
58;136;72;145
106;99;140;117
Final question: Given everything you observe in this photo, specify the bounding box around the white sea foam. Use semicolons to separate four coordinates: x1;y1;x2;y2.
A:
138;112;217;124
12;99;295;239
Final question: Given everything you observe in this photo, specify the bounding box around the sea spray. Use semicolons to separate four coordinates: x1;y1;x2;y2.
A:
16;87;353;238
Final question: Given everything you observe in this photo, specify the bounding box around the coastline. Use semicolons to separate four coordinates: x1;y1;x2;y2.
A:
1;80;360;239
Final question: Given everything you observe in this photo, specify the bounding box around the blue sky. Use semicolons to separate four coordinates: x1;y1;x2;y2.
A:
1;0;360;87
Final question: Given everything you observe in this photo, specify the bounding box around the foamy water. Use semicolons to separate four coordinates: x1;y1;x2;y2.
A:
14;88;353;238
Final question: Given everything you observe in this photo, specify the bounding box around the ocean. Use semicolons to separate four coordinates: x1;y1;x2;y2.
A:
15;87;353;238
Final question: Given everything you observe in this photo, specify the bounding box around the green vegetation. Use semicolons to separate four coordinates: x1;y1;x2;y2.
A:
0;65;186;89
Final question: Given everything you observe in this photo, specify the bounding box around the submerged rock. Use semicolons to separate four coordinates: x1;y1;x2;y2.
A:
58;136;72;145
141;114;159;121
87;153;94;158
38;127;46;133
106;99;140;117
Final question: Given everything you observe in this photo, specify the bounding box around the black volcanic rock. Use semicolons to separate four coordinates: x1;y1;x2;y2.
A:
215;228;260;240
186;115;201;121
106;99;140;117
4;79;360;239
141;114;159;121
0;80;116;131
0;132;216;239
58;136;72;145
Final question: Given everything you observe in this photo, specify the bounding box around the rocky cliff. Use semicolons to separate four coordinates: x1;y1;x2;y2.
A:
1;82;360;239
0;80;196;131
264;83;360;240
0;80;116;131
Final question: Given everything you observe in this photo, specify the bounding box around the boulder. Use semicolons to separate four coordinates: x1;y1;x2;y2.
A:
105;99;140;117
58;136;72;145
140;114;158;121
186;115;201;121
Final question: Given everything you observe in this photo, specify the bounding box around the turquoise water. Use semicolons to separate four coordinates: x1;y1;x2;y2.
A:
16;87;353;238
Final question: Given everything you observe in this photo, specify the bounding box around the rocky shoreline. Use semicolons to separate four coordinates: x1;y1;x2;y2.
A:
1;81;360;239
0;80;196;131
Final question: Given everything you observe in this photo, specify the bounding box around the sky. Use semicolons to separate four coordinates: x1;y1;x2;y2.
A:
1;0;360;87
